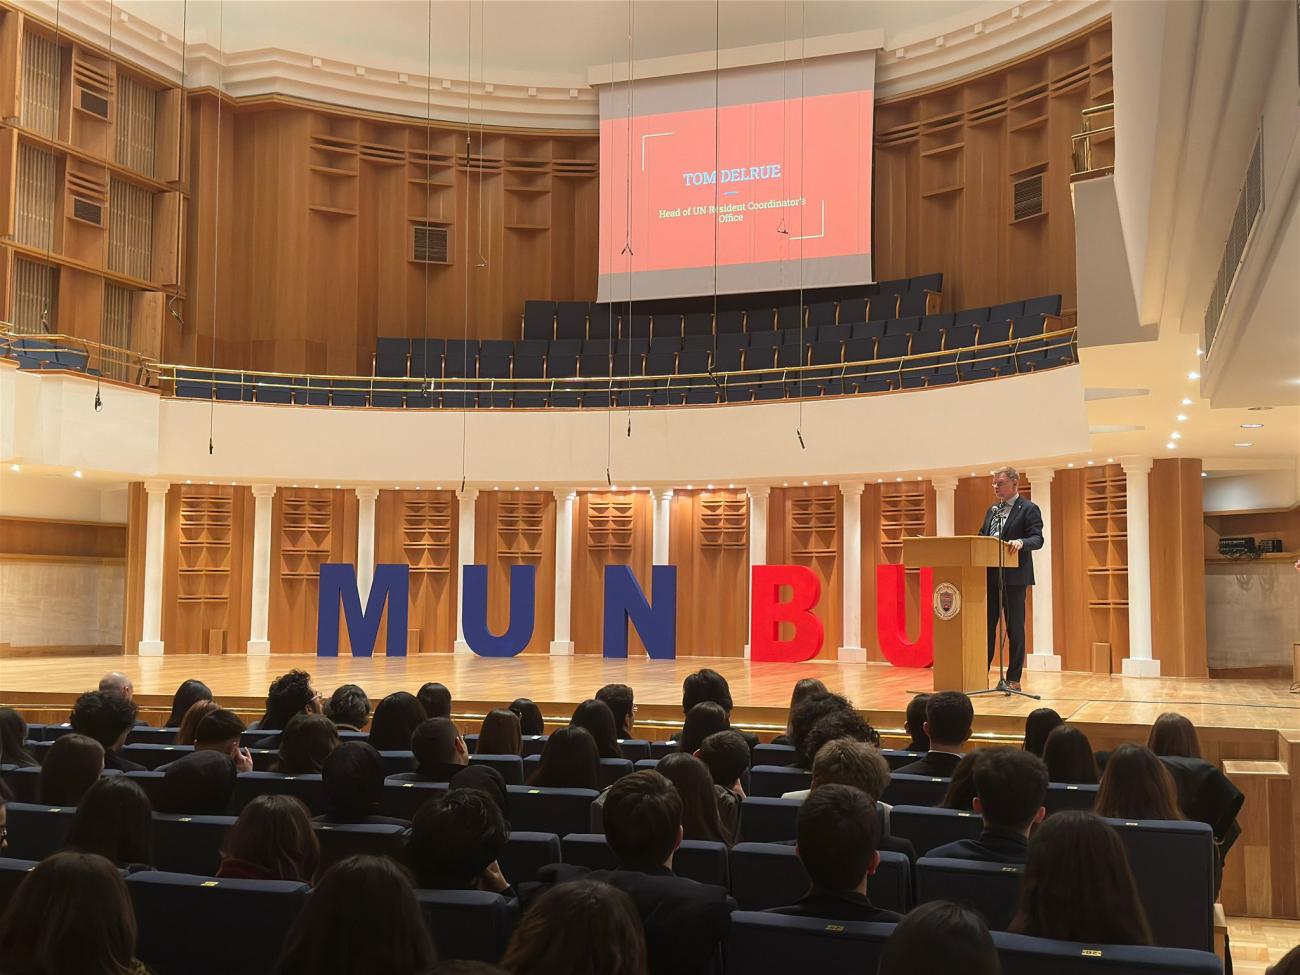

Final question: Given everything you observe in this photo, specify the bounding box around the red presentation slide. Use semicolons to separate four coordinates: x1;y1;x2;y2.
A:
599;90;873;278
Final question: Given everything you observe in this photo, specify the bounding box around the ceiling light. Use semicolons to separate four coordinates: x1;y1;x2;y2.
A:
1201;472;1208;477
895;477;903;482
184;479;191;484
1176;414;1188;422
822;480;829;486
313;484;319;488
1234;442;1253;448
1171;431;1181;440
8;464;18;473
686;484;693;489
1087;460;1094;466
878;478;884;483
1166;442;1176;450
1181;398;1193;406
1196;348;1204;357
728;483;735;489
1240;423;1263;429
533;486;539;491
707;484;714;490
73;470;83;478
335;485;341;489
916;476;922;481
802;481;808;486
1188;371;1200;380
208;480;214;485
1067;463;1074;468
1106;457;1114;463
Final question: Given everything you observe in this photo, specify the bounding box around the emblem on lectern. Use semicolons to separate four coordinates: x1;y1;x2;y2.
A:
933;582;961;621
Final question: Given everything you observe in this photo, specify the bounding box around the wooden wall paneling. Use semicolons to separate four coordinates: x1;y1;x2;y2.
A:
767;486;842;661
670;489;748;657
0;7;21;122
122;482;145;651
474;490;556;655
1079;463;1128;672
0;515;125;557
1149;458;1207;678
571;490;651;656
861;482;883;660
374;489;457;654
1204;506;1300;558
268;487;357;653
0;126;16;240
162;484;253;654
1051;467;1088;672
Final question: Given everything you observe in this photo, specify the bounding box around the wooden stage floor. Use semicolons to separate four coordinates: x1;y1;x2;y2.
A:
3;653;1299;742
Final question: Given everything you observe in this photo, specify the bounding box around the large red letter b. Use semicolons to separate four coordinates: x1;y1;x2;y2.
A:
750;564;824;663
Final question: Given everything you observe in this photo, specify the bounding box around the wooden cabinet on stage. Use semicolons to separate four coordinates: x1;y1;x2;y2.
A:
671;490;749;657
572;491;650;656
268;488;357;654
376;490;457;654
768;486;844;660
862;482;936;661
474;491;556;655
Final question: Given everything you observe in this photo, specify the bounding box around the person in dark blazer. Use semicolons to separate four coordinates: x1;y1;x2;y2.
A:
978;466;1045;689
525;770;734;975
929;749;1047;864
388;717;469;783
768;784;902;925
894;692;972;779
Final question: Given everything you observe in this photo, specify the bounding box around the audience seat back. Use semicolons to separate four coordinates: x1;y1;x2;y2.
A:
752;743;796;766
916;856;1023;931
124;743;194;770
649;740;677;761
499;831;561;885
1044;783;1099;814
1106;817;1215;951
380;779;448;819
749;766;811;798
598;757;635;788
470;754;525;785
738;797;801;843
314;822;406;873
0;858;37;914
0;766;41;803
889;805;983;856
880;749;925;771
521;735;549;758
229;772;326;816
126;727;179;746
376;750;417;777
616;739;652;762
992;932;1222;975
416;889;519;963
728;842;807;910
128;871;308;975
506;786;598;835
725;913;894;975
2;802;75;861
881;774;951;807
152;813;237;875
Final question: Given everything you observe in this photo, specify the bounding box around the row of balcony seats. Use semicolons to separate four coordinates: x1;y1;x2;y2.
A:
522;274;943;343
0;334;92;372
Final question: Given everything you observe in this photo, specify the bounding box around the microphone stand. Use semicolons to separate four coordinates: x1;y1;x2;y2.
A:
970;499;1040;701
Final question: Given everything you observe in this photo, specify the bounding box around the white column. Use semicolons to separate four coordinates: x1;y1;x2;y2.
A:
1024;468;1061;671
932;475;958;537
454;488;478;654
550;490;577;655
650;489;673;565
138;480;169;656
246;484;276;655
839;482;866;662
355;487;379;603
1121;457;1158;676
743;486;770;659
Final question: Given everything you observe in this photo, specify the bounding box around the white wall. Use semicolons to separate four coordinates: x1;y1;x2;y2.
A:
0;471;129;522
1202;468;1300;513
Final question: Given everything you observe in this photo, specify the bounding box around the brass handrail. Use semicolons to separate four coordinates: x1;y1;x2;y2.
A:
1071;102;1114;177
1;325;160;385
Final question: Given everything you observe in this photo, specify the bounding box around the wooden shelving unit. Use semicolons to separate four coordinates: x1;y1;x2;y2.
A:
1084;465;1129;669
588;497;634;551
497;496;546;559
791;493;838;558
279;494;333;581
177;489;231;604
879;485;928;563
698;496;748;550
402;496;452;574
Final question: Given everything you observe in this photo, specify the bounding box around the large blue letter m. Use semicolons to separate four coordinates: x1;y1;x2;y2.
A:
317;563;409;657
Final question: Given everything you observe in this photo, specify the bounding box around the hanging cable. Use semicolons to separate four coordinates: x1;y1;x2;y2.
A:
794;0;806;449
207;0;225;454
458;0;472;492
166;0;188;337
93;0;115;412
38;0;63;336
623;0;634;436
419;0;433;391
708;0;720;394
475;0;487;268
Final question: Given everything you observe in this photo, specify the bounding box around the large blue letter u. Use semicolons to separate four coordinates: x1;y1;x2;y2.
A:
462;563;536;657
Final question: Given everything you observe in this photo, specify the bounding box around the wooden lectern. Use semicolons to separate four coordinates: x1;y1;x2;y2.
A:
902;535;1018;693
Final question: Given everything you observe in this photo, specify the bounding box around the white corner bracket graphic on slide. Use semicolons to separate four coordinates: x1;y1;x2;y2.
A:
642;131;675;170
788;199;826;241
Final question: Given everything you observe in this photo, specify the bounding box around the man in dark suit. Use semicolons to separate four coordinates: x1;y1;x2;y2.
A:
768;784;902;924
978;466;1045;690
928;749;1047;864
388;717;470;783
528;770;734;975
894;692;972;779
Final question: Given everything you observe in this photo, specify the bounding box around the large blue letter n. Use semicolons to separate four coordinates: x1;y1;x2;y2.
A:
602;565;677;659
317;563;409;657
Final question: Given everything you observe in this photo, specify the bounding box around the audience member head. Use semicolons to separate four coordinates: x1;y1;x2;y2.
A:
698;730;750;792
501;880;647;975
1147;712;1202;760
603;770;682;871
0;851;145;975
924;691;974;751
223;794;319;883
508;698;544;736
163;678;212;727
681;668;733;716
656;753;732;845
904;693;932;751
809;738;891;802
0;708;36;767
1267;945;1300;975
449;765;510;819
369;691;427;751
783;678;829;739
321;741;386;820
274;855;436;975
596;683;636;738
38;733;104;804
477;708;522;756
70;690;139;753
570;699;623;759
326;684;371;731
679;701;730;755
408;788;509;890
176;699;220;746
1011;811;1152;946
98;671;135;701
158;750;237;815
1095;743;1184;821
194;708;247;756
418;682;452;720
940;750;981;810
410;718;468;775
527;727;599;790
878;901;1000;975
789;691;854;768
1042;725;1099;784
805;709;881;763
1021;707;1063;757
796;784;882;894
972;748;1048;835
274;713;340;775
261;670;319;731
65;776;153;868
